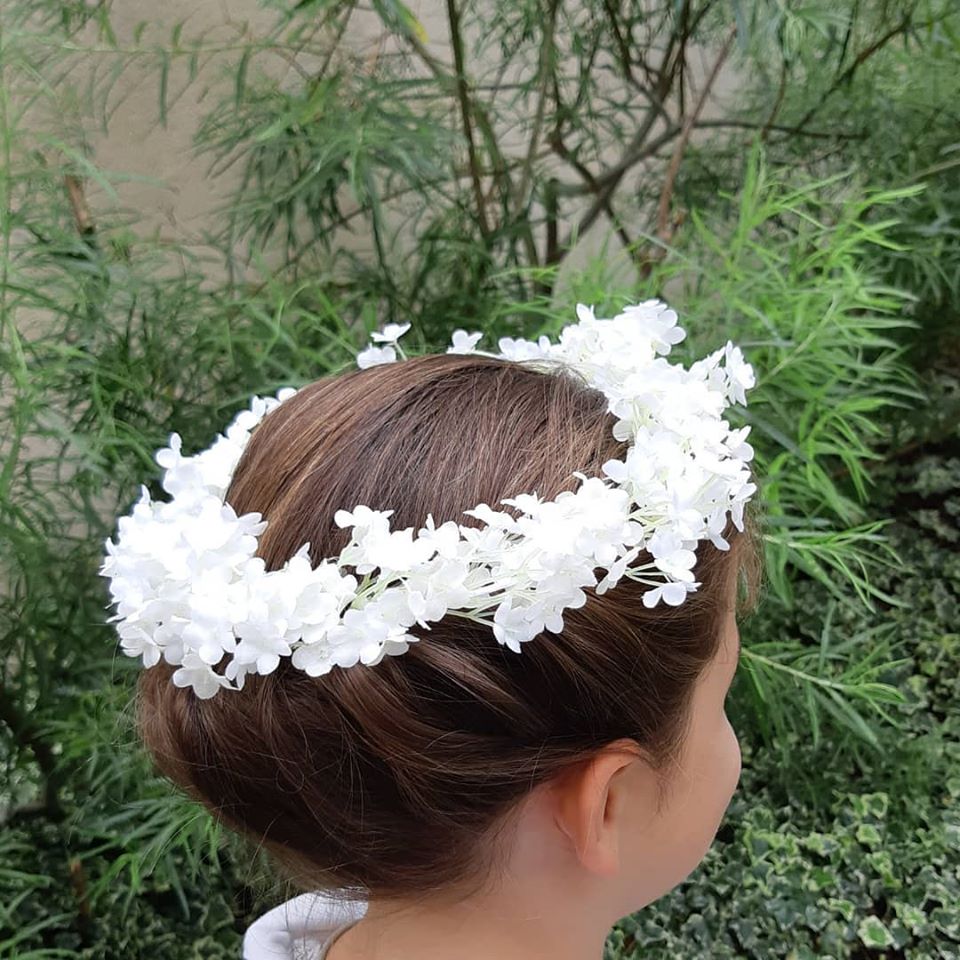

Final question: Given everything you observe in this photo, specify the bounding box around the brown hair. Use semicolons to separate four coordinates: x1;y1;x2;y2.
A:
137;352;763;899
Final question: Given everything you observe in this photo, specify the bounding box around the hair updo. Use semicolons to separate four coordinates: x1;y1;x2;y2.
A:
137;352;763;900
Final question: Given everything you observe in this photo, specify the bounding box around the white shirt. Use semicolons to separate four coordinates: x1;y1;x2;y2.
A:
243;892;368;960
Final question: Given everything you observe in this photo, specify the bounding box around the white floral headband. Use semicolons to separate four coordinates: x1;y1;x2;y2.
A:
100;300;757;699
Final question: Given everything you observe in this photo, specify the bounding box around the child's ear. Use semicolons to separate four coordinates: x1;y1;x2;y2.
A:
550;738;650;876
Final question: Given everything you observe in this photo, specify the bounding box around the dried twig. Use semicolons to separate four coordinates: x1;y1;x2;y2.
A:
64;174;95;236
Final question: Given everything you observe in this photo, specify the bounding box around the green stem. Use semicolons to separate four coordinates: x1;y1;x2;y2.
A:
0;683;64;821
742;649;863;695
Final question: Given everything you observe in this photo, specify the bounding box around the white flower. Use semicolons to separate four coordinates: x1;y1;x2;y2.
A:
647;528;698;582
370;322;411;344
462;502;520;533
290;639;337;677
618;302;686;355
726;425;754;462
595;545;642;595
349;521;438;577
722;341;756;406
496;335;552;362
118;624;162;668
492;598;542;653
231;625;291;676
357;344;397;369
642;580;699;608
447;329;484;354
730;479;758;532
457;521;510;557
334;504;394;530
416;515;463;559
326;605;416;668
704;508;732;551
172;653;232;700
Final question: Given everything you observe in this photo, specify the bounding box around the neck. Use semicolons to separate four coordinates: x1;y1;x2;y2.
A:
330;883;611;960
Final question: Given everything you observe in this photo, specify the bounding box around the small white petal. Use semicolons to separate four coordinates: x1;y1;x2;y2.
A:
369;322;411;343
357;344;397;368
447;329;484;354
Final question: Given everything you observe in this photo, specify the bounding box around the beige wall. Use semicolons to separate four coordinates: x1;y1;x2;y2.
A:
81;1;742;288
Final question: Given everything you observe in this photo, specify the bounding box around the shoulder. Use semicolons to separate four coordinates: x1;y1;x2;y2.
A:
243;891;368;960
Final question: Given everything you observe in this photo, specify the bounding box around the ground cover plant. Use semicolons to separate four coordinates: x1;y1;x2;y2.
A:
1;1;958;957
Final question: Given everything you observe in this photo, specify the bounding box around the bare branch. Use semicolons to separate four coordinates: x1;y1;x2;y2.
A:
696;119;866;141
514;0;560;218
545;129;637;265
556;0;722;253
761;58;788;142
653;26;736;243
445;0;491;238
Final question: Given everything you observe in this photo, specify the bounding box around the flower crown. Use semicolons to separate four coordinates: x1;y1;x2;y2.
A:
100;300;757;699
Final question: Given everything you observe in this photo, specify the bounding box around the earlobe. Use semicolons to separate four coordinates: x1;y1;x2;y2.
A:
551;740;641;877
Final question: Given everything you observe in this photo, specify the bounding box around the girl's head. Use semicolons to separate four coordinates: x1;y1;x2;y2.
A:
137;352;762;921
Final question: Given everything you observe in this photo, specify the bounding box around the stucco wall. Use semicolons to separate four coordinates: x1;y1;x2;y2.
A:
82;1;742;281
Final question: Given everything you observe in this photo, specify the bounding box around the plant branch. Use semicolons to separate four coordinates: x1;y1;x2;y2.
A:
445;0;491;239
793;14;913;134
654;26;736;242
556;0;716;254
513;0;559;218
695;118;866;141
556;109;666;250
761;58;788;141
546;127;638;265
397;2;537;265
742;649;899;701
64;175;95;236
601;0;671;126
0;682;63;820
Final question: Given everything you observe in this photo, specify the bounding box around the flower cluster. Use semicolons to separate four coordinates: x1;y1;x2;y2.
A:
101;300;757;698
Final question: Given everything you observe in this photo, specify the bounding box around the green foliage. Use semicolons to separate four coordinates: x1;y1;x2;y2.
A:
481;151;927;753
201;69;454;270
609;778;960;959
721;0;960;367
1;0;959;956
489;146;926;617
645;149;925;613
0;818;249;958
